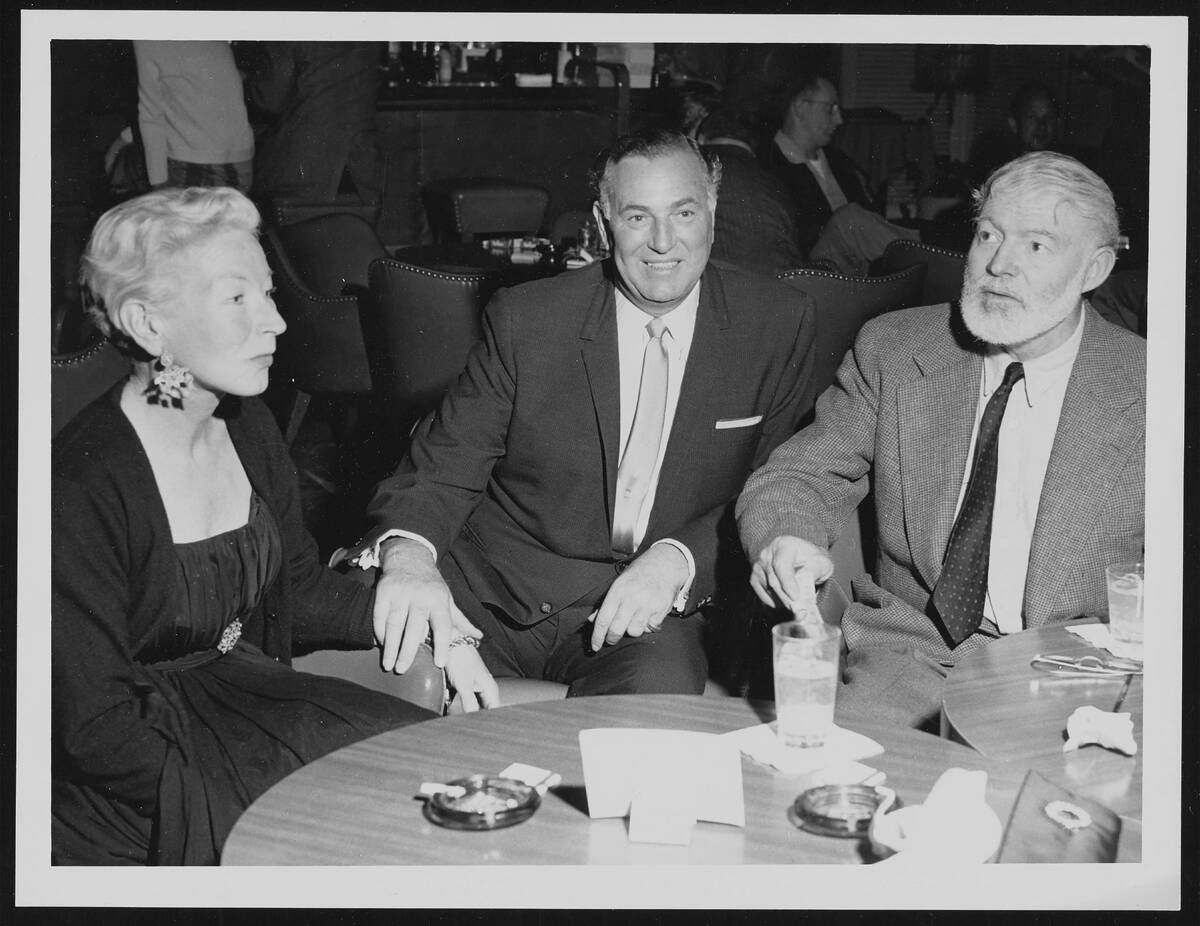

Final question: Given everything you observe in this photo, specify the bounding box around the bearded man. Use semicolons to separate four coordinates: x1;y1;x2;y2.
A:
736;151;1145;730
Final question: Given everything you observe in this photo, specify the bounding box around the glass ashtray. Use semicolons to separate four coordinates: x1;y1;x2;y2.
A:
789;784;898;838
423;775;541;831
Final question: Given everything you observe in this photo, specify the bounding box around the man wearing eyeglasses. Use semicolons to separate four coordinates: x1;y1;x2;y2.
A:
765;74;918;275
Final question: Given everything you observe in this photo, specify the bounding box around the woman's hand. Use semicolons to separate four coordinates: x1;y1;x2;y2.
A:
444;645;500;713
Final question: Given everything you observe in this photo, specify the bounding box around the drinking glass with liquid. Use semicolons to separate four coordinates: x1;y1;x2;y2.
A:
771;620;841;748
1105;561;1144;650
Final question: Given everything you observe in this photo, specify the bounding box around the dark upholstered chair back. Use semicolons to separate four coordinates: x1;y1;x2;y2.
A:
879;238;967;307
261;214;388;442
366;258;502;431
52;336;129;437
267;212;387;296
422;177;550;244
777;263;926;401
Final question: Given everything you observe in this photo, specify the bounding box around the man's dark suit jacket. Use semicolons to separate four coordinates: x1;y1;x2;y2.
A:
703;143;806;274
762;141;876;256
364;261;816;626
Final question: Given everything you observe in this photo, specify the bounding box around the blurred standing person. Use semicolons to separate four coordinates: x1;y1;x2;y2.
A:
133;40;255;192
245;42;386;210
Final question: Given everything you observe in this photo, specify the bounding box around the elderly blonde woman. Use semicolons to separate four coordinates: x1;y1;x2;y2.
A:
52;187;498;865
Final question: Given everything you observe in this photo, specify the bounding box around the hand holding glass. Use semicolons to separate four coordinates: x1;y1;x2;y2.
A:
772;620;841;748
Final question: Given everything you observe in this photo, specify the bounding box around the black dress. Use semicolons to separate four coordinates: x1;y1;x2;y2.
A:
52;493;432;865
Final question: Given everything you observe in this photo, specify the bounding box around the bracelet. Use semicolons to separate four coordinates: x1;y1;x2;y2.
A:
424;628;481;649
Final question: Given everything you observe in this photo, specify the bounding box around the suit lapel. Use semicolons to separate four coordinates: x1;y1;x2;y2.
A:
643;268;732;542
1023;308;1143;625
578;281;622;525
897;330;983;589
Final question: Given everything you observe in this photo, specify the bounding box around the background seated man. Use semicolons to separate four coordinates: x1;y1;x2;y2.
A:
349;129;817;701
737;151;1145;731
763;73;919;276
696;107;806;275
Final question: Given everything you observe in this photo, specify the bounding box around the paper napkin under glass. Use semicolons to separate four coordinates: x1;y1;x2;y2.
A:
721;722;884;775
1064;623;1143;661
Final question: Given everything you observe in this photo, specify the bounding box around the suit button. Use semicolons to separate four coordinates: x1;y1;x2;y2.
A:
615;560;628;573
540;602;553;614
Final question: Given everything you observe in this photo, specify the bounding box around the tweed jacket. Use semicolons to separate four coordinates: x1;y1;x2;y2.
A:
737;301;1146;664
363;260;816;625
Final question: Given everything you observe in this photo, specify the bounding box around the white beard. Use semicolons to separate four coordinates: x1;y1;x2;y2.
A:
959;277;1080;350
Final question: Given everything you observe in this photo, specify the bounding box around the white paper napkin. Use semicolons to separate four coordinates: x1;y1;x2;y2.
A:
1064;623;1143;660
1062;705;1138;755
869;768;1002;865
721;722;884;775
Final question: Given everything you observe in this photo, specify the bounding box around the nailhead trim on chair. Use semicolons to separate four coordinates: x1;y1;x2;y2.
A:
373;257;499;286
882;238;966;261
52;335;118;367
776;264;925;288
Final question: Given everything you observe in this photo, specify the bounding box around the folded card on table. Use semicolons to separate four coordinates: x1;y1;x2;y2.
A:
578;728;744;827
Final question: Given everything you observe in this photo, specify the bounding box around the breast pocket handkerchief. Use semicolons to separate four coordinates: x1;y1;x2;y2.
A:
714;415;763;430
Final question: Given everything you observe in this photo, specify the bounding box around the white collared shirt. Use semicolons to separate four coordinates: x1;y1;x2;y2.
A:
953;308;1086;633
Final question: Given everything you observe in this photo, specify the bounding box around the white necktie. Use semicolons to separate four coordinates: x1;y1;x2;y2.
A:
612;318;669;553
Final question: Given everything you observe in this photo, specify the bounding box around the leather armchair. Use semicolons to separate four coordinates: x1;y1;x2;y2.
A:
365;258;502;439
52;336;129;437
777;263;926;402
421;177;550;244
878;238;966;307
261;214;388;444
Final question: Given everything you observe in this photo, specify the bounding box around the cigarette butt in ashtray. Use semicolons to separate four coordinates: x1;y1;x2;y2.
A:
418;781;467;799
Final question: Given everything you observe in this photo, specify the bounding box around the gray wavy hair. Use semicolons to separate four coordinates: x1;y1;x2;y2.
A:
589;128;722;219
974;150;1120;251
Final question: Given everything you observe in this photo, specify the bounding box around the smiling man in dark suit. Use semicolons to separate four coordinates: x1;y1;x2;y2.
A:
353;129;816;704
738;151;1144;730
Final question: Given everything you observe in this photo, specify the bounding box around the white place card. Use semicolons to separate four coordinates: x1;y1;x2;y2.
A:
577;728;745;828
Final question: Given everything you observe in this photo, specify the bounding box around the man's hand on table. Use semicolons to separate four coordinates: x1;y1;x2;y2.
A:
750;535;834;612
374;537;481;673
588;543;690;651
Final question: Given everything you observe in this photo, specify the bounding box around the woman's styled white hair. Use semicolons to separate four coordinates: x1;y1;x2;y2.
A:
79;186;261;355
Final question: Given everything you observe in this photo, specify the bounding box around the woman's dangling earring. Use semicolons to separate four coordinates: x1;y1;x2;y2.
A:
145;351;193;409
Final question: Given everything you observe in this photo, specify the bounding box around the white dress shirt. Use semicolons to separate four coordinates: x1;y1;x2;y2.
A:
953;309;1085;633
361;282;703;613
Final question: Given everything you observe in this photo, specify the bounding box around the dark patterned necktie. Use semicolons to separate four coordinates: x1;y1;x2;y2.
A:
931;361;1026;645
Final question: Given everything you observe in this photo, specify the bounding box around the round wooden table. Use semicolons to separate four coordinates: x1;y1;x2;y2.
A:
942;621;1142;823
222;694;1027;866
